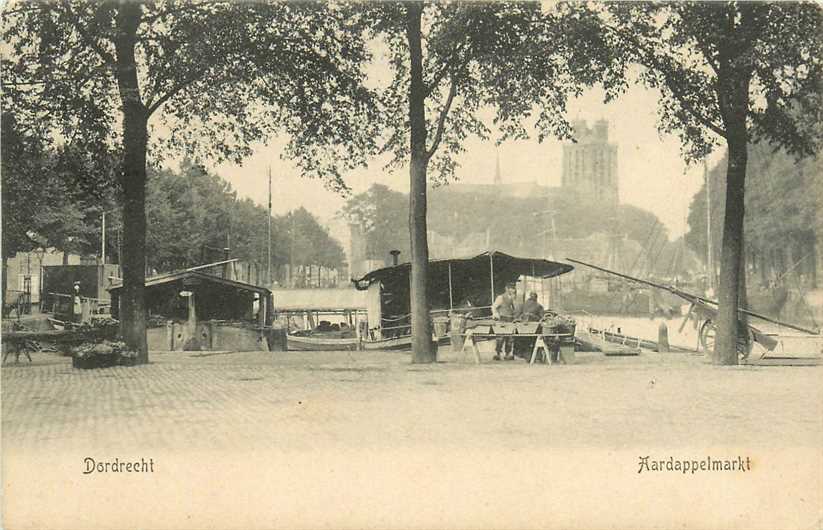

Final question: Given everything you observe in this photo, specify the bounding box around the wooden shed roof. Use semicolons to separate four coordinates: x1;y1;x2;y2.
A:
107;270;270;295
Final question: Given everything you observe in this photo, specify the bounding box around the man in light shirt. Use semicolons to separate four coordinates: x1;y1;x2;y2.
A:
492;282;517;360
72;282;82;324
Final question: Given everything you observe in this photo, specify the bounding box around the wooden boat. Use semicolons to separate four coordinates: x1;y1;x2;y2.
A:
287;332;450;352
592;328;660;351
361;334;451;351
287;331;360;351
279;252;574;353
576;328;641;355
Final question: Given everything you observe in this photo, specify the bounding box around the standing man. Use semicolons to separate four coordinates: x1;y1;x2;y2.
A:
72;281;82;324
492;282;517;360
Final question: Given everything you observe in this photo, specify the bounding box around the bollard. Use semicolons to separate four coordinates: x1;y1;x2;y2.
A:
450;312;466;353
657;321;670;353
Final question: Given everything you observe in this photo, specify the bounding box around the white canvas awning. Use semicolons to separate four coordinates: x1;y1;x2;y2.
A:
271;288;367;312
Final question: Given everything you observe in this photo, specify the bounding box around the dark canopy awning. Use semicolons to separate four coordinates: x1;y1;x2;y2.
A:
352;251;573;319
353;251;573;291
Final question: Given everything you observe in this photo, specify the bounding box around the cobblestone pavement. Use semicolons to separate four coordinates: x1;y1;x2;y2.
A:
3;348;821;453
3;349;821;530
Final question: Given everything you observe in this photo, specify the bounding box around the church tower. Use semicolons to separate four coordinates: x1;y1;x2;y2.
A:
561;119;619;205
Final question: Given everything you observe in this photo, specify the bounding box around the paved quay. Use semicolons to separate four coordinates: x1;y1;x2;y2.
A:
3;348;821;452
3;348;822;530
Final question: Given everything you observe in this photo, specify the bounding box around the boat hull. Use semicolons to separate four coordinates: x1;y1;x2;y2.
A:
362;336;411;351
362;335;451;352
286;334;451;352
287;335;360;351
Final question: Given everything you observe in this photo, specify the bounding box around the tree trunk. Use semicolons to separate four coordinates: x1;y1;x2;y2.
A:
405;1;435;363
114;4;149;363
2;255;7;313
738;240;749;350
62;251;69;265
713;132;748;365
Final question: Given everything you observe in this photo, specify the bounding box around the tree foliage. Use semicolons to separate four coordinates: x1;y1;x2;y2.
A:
686;143;821;286
603;1;822;364
603;2;823;163
1;111;53;259
340;183;411;262
342;183;670;269
364;2;616;183
2;1;378;186
145;162;345;275
1;111;117;262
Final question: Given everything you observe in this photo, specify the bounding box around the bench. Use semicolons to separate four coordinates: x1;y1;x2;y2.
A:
458;330;574;365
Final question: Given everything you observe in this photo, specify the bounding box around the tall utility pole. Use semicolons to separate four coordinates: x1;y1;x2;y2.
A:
267;165;272;286
101;211;106;265
704;159;714;292
290;213;295;287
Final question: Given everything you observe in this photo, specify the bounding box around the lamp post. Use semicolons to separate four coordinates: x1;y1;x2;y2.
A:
100;207;120;265
267;165;272;286
33;247;45;310
101;210;106;264
533;210;558;307
532;210;557;259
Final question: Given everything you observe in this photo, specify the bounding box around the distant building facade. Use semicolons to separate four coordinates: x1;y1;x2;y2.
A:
3;250;89;304
562;119;619;206
448;119;620;207
448;180;562;200
347;122;624;274
347;223;385;280
448;147;562;199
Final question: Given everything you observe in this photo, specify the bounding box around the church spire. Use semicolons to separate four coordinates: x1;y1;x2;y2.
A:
494;149;502;185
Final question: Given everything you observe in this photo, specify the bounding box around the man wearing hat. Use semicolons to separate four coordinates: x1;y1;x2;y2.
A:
521;292;545;322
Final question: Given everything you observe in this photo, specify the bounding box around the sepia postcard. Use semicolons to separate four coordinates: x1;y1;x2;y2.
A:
2;2;821;529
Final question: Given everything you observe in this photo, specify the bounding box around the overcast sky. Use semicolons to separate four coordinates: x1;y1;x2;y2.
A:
211;83;725;248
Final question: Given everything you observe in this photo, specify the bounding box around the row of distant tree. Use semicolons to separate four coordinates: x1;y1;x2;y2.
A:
341;183;692;277
1;113;345;281
145;162;345;277
1;111;114;265
686;142;821;288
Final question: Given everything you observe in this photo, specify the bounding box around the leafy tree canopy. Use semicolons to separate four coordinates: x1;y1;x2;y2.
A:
602;2;823;162
686;143;821;283
2;1;379;189
1;111;117;261
3;1;379;358
362;2;618;183
146;163;345;275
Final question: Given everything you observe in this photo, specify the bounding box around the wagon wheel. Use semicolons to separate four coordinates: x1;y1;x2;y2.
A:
699;319;753;358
